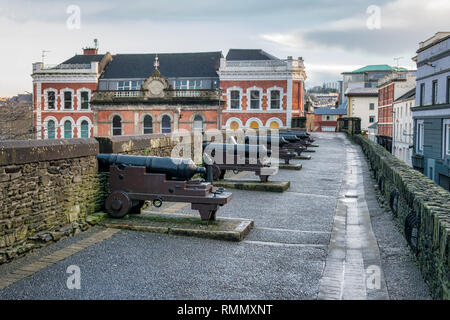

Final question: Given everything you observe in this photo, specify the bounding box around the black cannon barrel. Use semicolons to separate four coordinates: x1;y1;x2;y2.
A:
287;130;310;136
271;134;301;143
244;136;289;148
203;143;271;158
96;154;205;180
279;132;308;139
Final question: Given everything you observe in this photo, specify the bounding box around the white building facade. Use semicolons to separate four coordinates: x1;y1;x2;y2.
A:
393;88;415;167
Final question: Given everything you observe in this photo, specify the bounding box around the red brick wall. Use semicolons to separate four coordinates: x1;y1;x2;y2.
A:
96;108;220;137
35;82;96;139
220;80;289;127
378;83;394;137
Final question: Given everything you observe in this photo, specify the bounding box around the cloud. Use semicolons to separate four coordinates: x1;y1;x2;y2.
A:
261;0;449;55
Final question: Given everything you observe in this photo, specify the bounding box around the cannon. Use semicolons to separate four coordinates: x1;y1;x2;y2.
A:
97;154;232;221
265;134;307;155
279;133;312;148
285;130;315;143
244;136;297;164
202;142;276;182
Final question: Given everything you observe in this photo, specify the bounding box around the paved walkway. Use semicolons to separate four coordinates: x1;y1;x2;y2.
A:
0;133;431;299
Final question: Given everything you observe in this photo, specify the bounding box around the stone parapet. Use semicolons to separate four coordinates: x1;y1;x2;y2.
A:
353;134;449;300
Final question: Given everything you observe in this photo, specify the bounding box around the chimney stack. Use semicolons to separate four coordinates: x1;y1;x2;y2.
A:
83;47;98;55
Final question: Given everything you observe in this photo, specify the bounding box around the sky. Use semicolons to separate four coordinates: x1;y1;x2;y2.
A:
0;0;449;96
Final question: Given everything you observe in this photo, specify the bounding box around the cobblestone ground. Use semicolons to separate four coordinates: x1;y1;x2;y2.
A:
0;133;431;299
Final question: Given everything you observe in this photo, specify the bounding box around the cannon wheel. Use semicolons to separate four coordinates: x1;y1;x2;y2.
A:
105;190;132;218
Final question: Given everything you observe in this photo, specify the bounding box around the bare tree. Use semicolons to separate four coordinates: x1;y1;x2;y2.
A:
0;96;34;140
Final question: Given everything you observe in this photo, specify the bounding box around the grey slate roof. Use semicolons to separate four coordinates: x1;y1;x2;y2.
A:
314;107;348;115
61;54;105;64
394;88;416;102
100;52;222;79
315;99;347;115
345;87;378;97
226;49;278;61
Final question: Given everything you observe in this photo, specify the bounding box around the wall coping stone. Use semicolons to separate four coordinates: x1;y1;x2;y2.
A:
0;138;99;166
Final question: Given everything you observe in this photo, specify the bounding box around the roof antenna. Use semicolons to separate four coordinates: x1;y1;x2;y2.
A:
42;50;51;64
393;57;403;70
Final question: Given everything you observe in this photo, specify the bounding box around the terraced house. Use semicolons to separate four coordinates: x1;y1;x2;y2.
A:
412;32;450;191
218;49;306;130
33;47;307;137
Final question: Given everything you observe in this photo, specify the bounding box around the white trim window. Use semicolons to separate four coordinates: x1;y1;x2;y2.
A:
47;91;56;109
61;89;74;110
118;80;142;91
188;80;202;89
43;88;58;110
173;80;202;89
249;89;261;109
230;90;241;110
416;119;424;154
269;89;282;109
444;119;450;157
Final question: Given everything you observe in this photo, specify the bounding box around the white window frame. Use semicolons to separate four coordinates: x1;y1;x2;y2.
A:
267;87;284;110
43;116;58;139
76;116;92;138
247;87;262;110
61;88;74;110
416;119;424;154
43;88;58;110
77;88;91;111
443;119;450;157
227;87;243;110
118;80;142;91
60;116;76;139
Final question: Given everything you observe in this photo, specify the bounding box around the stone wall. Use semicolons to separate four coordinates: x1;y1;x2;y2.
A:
353;134;449;300
0;134;192;265
0;139;103;264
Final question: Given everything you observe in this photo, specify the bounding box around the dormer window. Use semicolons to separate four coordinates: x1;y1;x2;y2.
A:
118;80;142;90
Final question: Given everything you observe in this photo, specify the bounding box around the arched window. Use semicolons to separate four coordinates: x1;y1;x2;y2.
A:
161;115;171;133
47;120;55;139
64;120;72;139
143;115;153;134
269;121;280;129
112;116;122;136
80;120;89;138
230;121;239;130
193;115;203;131
249;121;259;129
